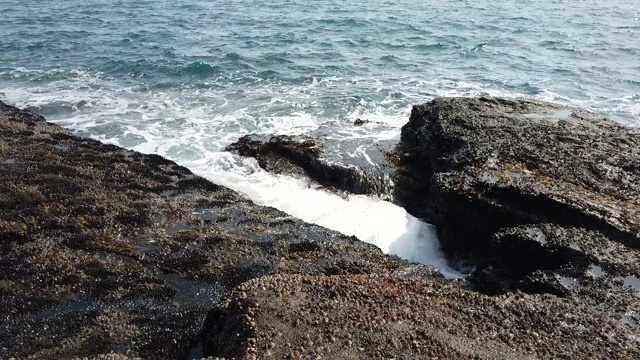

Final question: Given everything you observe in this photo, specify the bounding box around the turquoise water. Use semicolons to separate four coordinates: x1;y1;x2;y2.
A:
2;0;639;132
0;0;638;268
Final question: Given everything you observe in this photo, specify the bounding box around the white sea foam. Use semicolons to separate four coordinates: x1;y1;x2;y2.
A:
182;153;464;278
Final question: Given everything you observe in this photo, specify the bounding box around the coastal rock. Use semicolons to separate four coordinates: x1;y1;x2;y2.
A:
210;97;640;359
469;224;640;301
393;96;640;311
226;123;397;199
353;118;369;126
4;97;640;359
204;272;639;359
396;97;640;257
227;97;640;300
0;101;404;359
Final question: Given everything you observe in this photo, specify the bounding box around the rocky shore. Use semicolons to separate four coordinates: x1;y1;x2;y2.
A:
2;97;639;359
0;101;404;359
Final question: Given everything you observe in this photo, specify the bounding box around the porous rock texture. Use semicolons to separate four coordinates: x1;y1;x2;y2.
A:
0;101;403;359
3;98;640;360
396;97;640;257
204;272;638;359
394;97;640;298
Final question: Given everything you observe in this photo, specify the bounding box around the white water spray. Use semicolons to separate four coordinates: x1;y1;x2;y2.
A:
182;153;464;278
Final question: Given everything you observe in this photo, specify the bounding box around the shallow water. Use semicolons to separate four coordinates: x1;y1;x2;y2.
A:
1;0;638;274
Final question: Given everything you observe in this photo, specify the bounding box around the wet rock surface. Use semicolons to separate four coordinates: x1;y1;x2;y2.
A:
226;123;398;200
0;101;404;359
204;272;638;360
468;224;640;314
219;97;640;359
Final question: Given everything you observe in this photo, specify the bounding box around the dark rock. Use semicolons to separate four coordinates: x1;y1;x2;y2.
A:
0;101;404;359
0;100;46;124
226;124;397;199
353;118;369;126
206;97;640;359
469;224;640;306
394;97;640;328
396;97;640;258
5;96;640;359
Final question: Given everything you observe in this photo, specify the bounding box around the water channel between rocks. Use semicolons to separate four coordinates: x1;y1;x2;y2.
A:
185;153;465;279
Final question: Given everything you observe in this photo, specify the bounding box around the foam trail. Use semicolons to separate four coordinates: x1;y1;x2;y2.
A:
184;153;465;279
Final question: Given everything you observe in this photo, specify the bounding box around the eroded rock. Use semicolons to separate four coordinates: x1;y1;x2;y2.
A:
392;96;640;322
212;98;640;358
5;97;640;359
469;224;640;305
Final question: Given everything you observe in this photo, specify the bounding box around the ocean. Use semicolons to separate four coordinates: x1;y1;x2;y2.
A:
1;0;638;273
